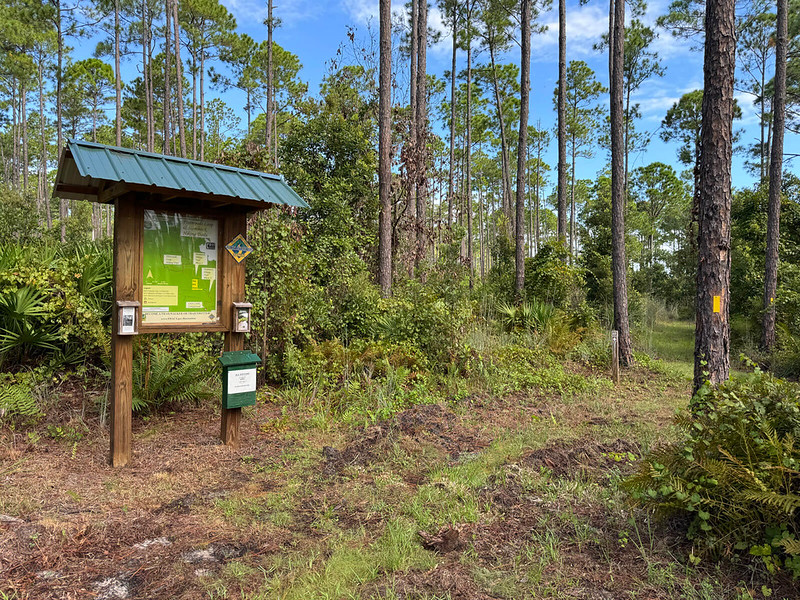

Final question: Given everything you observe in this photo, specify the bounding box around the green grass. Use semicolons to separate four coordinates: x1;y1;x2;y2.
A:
644;320;695;379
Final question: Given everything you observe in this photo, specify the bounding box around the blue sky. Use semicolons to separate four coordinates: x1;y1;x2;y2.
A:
102;0;797;195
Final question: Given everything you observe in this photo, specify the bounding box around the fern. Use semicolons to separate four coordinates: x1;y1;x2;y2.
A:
740;489;800;516
625;371;800;575
781;537;800;555
132;347;217;413
0;380;39;418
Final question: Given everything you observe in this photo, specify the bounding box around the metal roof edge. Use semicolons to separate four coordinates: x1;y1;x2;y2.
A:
66;139;285;182
62;139;310;209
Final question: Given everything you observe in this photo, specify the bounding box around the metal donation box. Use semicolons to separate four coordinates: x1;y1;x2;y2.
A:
218;350;261;409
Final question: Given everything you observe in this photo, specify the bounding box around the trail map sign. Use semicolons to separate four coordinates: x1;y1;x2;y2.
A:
53;140;309;468
142;210;220;326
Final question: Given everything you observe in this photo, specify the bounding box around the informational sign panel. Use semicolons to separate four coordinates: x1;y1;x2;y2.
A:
227;368;257;394
142;210;219;325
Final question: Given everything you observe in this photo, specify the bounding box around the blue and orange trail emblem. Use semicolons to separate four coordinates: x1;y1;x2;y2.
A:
225;234;254;263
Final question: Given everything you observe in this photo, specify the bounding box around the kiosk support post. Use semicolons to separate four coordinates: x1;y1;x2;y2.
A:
111;197;140;467
221;212;247;447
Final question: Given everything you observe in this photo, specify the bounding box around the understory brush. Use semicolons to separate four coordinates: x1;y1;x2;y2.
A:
625;368;800;578
271;322;612;426
0;240;112;372
131;339;219;414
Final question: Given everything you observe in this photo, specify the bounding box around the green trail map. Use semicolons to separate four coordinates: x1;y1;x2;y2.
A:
141;210;219;326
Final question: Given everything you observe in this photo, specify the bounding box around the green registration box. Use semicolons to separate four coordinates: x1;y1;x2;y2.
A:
218;350;261;409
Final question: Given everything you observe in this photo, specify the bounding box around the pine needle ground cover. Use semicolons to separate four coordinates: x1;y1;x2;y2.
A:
2;340;798;599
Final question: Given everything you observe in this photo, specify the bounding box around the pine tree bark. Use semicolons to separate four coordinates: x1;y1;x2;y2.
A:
55;0;66;241
610;0;633;367
266;0;274;160
22;84;29;192
115;0;122;146
415;0;428;264
408;0;418;231
378;0;393;297
466;7;474;288
556;0;567;245
489;44;513;234
694;0;736;393
200;43;206;160
515;0;531;300
173;0;187;157
164;0;172;154
191;46;197;158
570;133;576;258
761;0;787;352
39;58;49;228
143;0;154;151
22;83;28;192
447;2;457;228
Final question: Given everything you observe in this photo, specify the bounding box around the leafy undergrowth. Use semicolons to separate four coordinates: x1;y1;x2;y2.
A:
1;358;797;599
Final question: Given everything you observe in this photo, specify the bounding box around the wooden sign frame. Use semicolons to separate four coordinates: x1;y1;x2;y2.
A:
111;193;250;467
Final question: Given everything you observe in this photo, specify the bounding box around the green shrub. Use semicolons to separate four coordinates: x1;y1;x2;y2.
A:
0;241;112;370
275;338;439;423
132;345;218;413
625;369;800;577
524;243;585;309
0;373;41;420
496;299;555;334
485;344;609;396
376;281;474;366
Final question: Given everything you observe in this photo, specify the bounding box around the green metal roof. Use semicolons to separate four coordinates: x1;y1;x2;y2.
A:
53;139;309;209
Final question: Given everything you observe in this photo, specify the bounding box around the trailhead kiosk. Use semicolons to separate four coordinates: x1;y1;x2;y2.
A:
53;140;308;467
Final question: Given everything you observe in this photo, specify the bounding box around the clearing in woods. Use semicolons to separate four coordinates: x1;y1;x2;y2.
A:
1;321;795;599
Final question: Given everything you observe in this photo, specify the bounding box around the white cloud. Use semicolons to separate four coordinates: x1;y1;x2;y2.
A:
734;91;762;126
531;3;610;60
220;0;321;28
220;0;267;24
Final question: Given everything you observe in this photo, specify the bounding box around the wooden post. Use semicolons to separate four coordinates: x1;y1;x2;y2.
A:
110;196;140;467
221;211;247;447
611;330;620;386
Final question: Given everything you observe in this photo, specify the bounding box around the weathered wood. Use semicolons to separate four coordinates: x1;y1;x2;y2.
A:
110;195;140;467
220;211;248;447
611;330;620;386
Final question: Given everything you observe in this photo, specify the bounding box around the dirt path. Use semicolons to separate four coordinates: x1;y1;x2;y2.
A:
1;364;794;599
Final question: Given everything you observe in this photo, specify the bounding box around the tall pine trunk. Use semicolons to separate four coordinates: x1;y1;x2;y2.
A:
415;0;428;264
515;0;531;300
610;0;633;367
489;44;513;234
378;0;393;297
266;0;274;162
408;0;418;234
447;2;457;228
761;0;787;352
192;48;198;158
55;0;67;241
694;0;736;393
115;0;122;145
200;43;206;160
556;0;567;245
22;83;28;192
569;134;576;259
164;0;172;154
38;58;47;228
466;8;474;288
173;0;186;157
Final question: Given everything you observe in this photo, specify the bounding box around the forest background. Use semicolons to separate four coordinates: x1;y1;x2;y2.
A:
1;0;799;377
3;0;800;589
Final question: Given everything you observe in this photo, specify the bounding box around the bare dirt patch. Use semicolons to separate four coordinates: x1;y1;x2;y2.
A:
521;437;640;479
322;403;490;476
370;562;495;600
